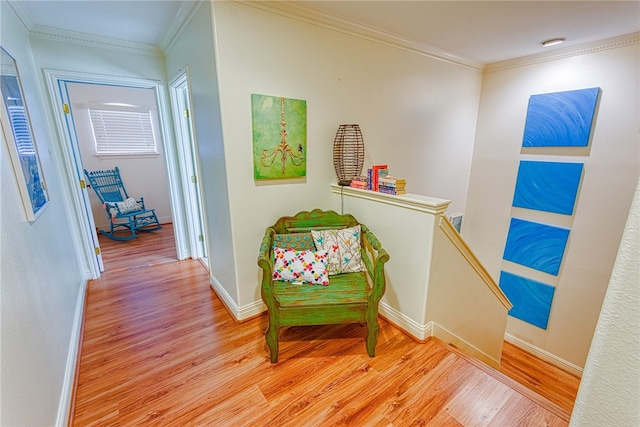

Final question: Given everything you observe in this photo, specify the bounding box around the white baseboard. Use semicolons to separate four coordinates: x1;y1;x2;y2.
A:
202;287;579;375
505;333;583;378
56;280;88;427
158;215;172;225
379;302;501;369
379;302;431;340
209;275;266;321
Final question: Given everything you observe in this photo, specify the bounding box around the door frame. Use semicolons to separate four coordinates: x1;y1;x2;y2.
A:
168;66;209;266
44;68;189;279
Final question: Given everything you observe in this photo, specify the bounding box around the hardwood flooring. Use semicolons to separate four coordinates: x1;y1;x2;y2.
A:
72;226;580;426
97;225;178;272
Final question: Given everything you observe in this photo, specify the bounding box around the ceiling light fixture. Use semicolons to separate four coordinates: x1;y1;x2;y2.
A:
542;38;565;47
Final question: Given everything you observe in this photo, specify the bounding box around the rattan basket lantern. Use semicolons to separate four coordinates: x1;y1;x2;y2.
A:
333;124;365;186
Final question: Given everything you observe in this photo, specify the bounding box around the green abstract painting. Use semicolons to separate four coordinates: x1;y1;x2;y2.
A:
252;94;306;180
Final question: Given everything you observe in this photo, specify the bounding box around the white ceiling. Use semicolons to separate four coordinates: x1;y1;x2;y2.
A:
12;0;640;65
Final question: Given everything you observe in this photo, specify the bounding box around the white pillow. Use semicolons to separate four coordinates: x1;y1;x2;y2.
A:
105;197;143;217
272;247;329;285
117;197;143;213
312;225;365;275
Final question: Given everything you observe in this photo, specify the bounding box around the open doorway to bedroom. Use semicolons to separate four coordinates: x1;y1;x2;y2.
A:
65;81;177;271
44;69;204;278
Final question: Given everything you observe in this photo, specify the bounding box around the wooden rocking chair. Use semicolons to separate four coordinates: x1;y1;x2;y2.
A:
84;167;162;241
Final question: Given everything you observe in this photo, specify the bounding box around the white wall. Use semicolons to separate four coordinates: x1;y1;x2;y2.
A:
464;35;640;369
0;4;86;426
570;179;640;425
164;1;237;305
67;82;172;229
211;1;483;312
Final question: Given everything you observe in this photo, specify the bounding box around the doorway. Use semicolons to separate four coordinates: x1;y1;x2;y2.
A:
169;67;209;267
44;69;196;279
66;81;175;270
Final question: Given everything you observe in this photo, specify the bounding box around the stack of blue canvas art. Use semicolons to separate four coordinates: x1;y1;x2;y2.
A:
499;87;600;329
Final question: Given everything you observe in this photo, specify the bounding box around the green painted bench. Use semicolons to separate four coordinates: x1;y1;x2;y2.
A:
257;209;389;363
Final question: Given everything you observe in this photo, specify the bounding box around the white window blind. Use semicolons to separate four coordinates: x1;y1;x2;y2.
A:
89;108;157;155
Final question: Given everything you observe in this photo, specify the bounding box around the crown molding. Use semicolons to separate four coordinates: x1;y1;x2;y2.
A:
485;32;640;73
236;0;485;72
8;0;161;55
28;25;162;56
160;0;204;52
7;0;197;56
6;0;32;32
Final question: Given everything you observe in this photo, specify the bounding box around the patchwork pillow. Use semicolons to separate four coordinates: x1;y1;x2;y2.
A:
272;247;329;285
312;225;365;275
273;233;314;250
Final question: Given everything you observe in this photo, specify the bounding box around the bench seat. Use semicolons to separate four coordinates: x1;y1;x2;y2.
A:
274;272;369;307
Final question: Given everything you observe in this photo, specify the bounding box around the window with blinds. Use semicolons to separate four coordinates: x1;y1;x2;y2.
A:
89;108;157;156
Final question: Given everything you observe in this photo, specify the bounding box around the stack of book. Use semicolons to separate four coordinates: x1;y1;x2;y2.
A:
349;175;369;189
370;164;388;191
378;176;406;195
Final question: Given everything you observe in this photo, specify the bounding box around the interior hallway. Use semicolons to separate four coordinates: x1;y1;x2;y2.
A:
70;226;580;425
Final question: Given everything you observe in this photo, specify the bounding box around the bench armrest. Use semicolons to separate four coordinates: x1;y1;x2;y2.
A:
361;224;390;305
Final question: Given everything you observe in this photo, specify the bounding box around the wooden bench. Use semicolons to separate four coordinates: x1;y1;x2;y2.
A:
257;209;389;362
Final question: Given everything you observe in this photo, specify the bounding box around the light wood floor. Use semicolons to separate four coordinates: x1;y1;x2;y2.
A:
71;226;580;426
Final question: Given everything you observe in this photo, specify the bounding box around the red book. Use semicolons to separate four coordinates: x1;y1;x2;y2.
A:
371;164;388;191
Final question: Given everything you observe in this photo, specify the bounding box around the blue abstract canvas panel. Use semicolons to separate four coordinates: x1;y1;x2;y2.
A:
513;161;584;215
522;87;600;147
503;218;570;276
499;271;555;329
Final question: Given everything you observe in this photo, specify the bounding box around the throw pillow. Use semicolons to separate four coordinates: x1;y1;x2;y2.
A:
312;225;365;275
272;247;329;285
273;233;314;250
117;197;143;213
104;197;143;217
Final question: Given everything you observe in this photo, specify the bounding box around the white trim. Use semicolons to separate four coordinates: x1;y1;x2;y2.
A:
331;184;450;215
439;217;512;310
209;275;266;321
55;280;87;427
379;302;501;369
505;333;584;378
238;0;484;72
168;66;210;264
11;0;202;56
486;32;640;73
161;0;205;52
43;70;103;278
5;0;33;31
227;289;500;369
29;25;162;56
43;69;189;278
379;302;431;341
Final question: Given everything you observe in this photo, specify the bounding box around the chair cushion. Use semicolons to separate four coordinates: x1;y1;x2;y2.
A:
274;271;369;307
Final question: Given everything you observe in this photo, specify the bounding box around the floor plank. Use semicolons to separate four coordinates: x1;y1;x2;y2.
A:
72;226;580;426
499;341;580;414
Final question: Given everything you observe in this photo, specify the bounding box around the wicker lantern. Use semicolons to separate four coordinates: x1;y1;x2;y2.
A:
333;124;365;186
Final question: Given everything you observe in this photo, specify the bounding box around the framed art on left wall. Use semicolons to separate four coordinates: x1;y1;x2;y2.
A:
0;45;49;221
